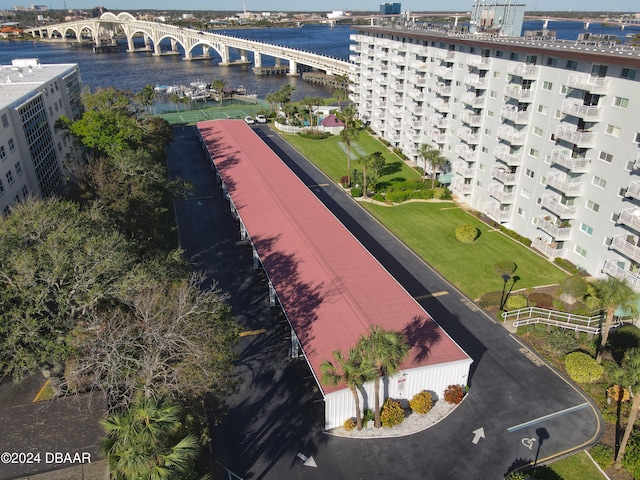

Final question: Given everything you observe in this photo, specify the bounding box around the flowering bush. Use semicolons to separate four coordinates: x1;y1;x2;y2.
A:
565;352;603;384
444;384;465;405
343;418;356;431
380;398;405;428
455;224;480;243
409;390;433;414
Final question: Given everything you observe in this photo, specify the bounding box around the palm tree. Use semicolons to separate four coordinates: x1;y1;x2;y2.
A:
615;348;640;468
418;143;447;189
168;93;181;113
417;143;435;184
139;84;155;114
357;326;409;428
321;348;376;431
101;396;199;480
358;152;384;198
340;126;359;186
593;277;640;363
211;79;226;109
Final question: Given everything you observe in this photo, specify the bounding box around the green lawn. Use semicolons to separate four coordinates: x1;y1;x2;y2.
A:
282;130;422;185
534;451;606;479
361;201;568;299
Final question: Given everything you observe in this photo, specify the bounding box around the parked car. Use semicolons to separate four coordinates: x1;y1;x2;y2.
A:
244;116;255;124
255;114;267;124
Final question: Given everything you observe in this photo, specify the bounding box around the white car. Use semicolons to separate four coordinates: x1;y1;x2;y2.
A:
255;114;267;124
244;116;255;125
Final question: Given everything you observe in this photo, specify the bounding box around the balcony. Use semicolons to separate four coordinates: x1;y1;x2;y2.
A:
457;127;480;144
560;99;602;121
611;234;640;263
434;66;453;79
391;54;407;64
411;76;427;87
406;131;424;143
491;166;517;185
555;125;595;148
408;88;425;101
500;105;531;124
503;85;535;101
628;181;640;201
566;73;609;93
405;118;423;129
409;104;424;116
431;98;450;113
463;73;488;88
349;43;361;53
392;96;404;106
619;208;640;232
532;237;566;259
460;110;483;126
488;183;516;203
455;144;478;161
546;172;584;196
496;126;527;145
454;160;475;177
433;83;452;96
536;216;573;241
550;149;590;172
452;178;473;195
434;49;455;61
507;62;540;79
428;129;447;144
411;61;429;73
461;92;486;107
429;113;447;128
467;56;491;69
603;260;640;292
541;194;578;219
494;145;522;166
349;54;360;63
486;202;511;222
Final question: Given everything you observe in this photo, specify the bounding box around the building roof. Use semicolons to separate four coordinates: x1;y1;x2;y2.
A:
321;114;344;128
0;59;78;111
197;120;470;394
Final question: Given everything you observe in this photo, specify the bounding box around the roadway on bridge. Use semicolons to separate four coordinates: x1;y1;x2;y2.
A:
167;123;602;479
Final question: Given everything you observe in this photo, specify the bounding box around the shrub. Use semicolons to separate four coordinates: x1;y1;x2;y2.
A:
340;176;351;187
343;418;356;431
545;329;578;356
565;352;604;384
409;390;433;414
590;443;613;469
297;129;331;140
362;409;374;424
494;260;516;276
610;325;640;355
622;433;640;479
478;291;503;308
444;384;465;404
504;294;527;311
350;187;362;197
528;292;554;309
380;398;405;427
504;472;528;480
561;276;588;298
371;193;386;202
440;188;453;200
455;224;480;243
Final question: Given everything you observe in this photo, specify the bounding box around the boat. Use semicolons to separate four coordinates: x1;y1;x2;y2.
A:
235;85;247;94
154;85;169;93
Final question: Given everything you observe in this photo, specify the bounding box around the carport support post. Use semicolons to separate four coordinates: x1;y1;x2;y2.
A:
252;247;260;269
269;281;277;307
291;328;300;358
240;222;248;241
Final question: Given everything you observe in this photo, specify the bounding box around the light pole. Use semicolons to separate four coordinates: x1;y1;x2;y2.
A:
499;273;511;310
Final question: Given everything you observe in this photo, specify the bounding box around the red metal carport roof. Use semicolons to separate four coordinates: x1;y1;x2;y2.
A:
197;120;470;394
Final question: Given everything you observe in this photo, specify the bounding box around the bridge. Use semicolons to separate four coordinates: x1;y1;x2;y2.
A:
525;14;640;31
24;12;352;77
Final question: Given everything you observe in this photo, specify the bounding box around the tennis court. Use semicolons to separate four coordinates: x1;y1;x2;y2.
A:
159;101;268;125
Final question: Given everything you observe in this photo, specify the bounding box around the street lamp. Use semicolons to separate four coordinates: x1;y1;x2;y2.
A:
499;273;511;310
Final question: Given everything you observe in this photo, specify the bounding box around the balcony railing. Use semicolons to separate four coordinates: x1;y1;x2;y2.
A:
603;260;640;292
434;49;455;60
434;66;453;79
457;127;480;144
540;194;578;219
460;110;483;126
431;98;450;112
532;237;566;259
429;113;447;128
488;183;516;203
560;99;602;121
627;181;640;201
409;104;424;116
500;106;531;124
555;125;595;147
452;178;473;195
507;62;540;78
411;61;429;73
566;73;609;93
454;160;475;177
619;208;640;232
463;73;488;88
546;172;584;196
494;145;522;165
491;166;517;184
486;202;511;222
611;234;640;263
455;144;478;161
550;149;590;172
467;55;491;68
461;92;486;107
428;129;447;144
411;76;427;86
433;83;452;96
503;85;535;101
496;126;527;145
535;216;573;241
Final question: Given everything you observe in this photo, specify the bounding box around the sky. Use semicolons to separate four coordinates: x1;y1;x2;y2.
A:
2;0;639;13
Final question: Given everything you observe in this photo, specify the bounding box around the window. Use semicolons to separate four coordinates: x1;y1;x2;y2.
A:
529;148;539;158
586;199;600;213
560;85;570;95
2;206;9;216
614;97;629;108
635;132;640;143
605;124;621;137
495;50;504;58
621;68;637;80
493;71;500;78
537;105;547;114
21;185;28;198
487;110;494;118
542;81;553;91
489;90;497;99
6;170;13;185
0;145;5;160
525;168;534;178
580;223;593;235
0;179;3;194
546;57;557;67
591;64;608;77
592;176;606;189
484;128;491;136
510;52;518;60
517;207;524;217
566;60;578;70
574;245;587;258
1;114;7;128
521;188;530;199
533;126;543;137
599;151;613;163
554;110;562;119
14;162;21;175
8;138;14;152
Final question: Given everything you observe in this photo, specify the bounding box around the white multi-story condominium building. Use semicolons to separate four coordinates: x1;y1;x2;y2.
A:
349;24;640;288
0;58;82;215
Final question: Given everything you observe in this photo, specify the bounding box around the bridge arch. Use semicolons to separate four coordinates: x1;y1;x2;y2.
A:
100;12;119;21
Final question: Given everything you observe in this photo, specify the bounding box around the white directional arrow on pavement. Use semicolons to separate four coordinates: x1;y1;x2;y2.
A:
471;427;485;444
296;452;318;467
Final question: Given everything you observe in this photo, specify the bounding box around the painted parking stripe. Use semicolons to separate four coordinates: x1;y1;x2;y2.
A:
507;402;590;432
414;291;449;301
238;329;266;337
